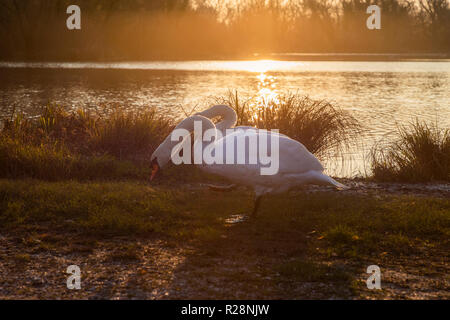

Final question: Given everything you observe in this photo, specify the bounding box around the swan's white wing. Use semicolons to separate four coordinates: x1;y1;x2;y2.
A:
202;130;323;177
276;135;324;174
221;126;288;138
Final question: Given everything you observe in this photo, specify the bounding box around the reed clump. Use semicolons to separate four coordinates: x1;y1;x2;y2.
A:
2;105;173;160
0;105;173;180
371;121;450;182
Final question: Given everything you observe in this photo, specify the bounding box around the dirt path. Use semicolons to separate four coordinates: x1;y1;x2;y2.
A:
0;223;448;299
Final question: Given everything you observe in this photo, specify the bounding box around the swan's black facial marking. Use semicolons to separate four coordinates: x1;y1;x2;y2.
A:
150;157;160;181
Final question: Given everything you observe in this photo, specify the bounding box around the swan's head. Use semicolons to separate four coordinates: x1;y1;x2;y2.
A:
149;114;216;182
149;142;171;181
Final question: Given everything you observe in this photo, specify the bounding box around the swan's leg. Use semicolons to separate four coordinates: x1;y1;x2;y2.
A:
251;196;262;217
252;186;270;217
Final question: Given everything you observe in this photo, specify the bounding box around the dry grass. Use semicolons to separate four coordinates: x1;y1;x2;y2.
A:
3;104;173;161
0;105;173;180
371;121;450;182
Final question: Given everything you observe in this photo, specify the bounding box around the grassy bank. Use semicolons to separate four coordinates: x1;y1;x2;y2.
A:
2;94;449;184
1;93;360;181
2;96;449;183
1;179;448;255
0;178;448;299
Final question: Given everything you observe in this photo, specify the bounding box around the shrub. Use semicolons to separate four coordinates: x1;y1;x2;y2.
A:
92;108;173;161
2;104;173;161
371;121;450;182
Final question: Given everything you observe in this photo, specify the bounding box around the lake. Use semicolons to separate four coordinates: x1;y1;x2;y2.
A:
1;60;449;177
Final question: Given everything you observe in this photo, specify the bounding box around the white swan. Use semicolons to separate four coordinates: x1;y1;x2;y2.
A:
150;106;348;216
195;104;283;136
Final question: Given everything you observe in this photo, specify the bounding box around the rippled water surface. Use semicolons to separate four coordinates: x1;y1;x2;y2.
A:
1;60;449;177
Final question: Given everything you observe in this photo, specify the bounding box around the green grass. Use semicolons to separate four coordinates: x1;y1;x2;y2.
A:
0;179;236;237
0;104;174;181
1;179;448;257
248;192;450;260
0;136;149;180
371;120;450;182
1;179;448;299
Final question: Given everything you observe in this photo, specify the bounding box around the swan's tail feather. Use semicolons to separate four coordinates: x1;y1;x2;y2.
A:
323;175;349;190
310;171;349;190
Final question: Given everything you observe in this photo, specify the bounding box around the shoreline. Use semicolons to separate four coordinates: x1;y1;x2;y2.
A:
1;53;449;65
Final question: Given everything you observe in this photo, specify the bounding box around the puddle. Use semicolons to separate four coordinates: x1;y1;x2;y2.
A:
224;214;249;225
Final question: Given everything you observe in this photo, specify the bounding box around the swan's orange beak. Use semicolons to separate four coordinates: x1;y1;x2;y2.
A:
150;158;159;182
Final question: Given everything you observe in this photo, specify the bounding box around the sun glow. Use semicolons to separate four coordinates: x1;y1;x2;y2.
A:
249;71;280;122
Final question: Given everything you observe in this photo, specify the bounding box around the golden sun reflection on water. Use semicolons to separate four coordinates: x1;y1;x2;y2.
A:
249;71;280;121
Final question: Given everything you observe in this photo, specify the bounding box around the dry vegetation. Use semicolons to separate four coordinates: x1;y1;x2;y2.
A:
371;121;450;182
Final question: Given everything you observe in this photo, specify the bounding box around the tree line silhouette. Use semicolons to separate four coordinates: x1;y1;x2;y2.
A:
0;0;448;60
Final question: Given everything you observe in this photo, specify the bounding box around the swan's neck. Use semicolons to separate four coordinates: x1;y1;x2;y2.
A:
173;115;216;135
156;115;217;163
197;105;237;132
